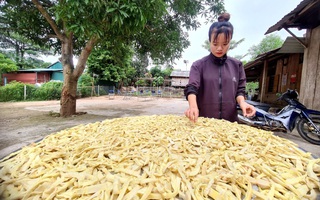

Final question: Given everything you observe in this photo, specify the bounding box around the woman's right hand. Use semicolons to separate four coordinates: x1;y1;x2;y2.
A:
185;107;199;123
185;94;199;123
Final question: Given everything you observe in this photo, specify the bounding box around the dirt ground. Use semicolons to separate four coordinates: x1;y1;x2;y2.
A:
0;96;188;159
0;95;319;159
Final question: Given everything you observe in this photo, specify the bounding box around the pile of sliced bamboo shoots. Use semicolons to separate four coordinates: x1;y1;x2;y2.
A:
0;115;319;199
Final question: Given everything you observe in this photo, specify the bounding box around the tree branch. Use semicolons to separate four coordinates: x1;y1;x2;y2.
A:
74;37;98;78
31;0;64;41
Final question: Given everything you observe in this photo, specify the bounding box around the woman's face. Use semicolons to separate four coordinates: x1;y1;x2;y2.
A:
210;33;231;58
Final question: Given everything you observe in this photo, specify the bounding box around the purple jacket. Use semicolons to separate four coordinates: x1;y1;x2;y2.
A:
185;53;246;122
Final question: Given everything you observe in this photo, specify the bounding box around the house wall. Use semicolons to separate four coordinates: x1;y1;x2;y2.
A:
261;53;303;105
300;26;320;110
51;72;64;81
2;72;51;85
171;77;189;87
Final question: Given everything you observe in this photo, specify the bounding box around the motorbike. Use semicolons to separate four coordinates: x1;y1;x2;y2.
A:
238;89;320;145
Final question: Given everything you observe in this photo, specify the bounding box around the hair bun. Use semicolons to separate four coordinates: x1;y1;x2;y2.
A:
218;13;230;22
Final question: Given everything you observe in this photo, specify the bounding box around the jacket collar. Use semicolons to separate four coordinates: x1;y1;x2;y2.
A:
210;53;227;65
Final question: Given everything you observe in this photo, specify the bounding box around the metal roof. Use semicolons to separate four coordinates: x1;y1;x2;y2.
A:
276;37;305;53
265;0;320;34
170;70;190;77
18;69;63;72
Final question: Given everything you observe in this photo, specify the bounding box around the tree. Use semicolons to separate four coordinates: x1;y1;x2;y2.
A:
0;53;18;73
248;34;283;60
1;0;225;117
202;38;245;52
0;53;18;84
87;42;135;88
0;33;52;69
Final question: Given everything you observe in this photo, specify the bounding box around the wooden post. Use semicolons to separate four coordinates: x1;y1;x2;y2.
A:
24;85;27;100
260;60;268;102
300;26;320;110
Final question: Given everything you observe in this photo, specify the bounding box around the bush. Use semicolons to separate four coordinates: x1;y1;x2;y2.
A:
32;81;63;100
0;81;36;102
77;86;92;98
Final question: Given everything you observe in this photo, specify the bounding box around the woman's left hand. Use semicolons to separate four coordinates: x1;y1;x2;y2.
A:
240;102;256;117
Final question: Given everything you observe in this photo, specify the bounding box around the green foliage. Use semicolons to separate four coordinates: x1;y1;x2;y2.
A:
149;66;162;77
153;76;164;86
248;34;284;60
162;67;174;78
1;0;225;63
32;81;63;100
0;27;54;69
77;73;94;97
77;86;92;98
0;53;18;73
78;73;93;87
87;42;136;87
246;82;259;96
0;81;36;102
135;79;147;86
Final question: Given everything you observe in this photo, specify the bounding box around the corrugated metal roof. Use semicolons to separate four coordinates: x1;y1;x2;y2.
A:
265;0;320;34
18;69;62;72
276;37;305;53
170;70;190;77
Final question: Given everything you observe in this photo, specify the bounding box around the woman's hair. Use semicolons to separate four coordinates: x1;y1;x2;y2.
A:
208;13;233;42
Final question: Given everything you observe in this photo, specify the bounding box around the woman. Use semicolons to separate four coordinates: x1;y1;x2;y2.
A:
184;13;255;123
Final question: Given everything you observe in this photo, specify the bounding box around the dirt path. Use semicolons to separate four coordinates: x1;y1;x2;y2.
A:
0;95;319;159
0;96;188;158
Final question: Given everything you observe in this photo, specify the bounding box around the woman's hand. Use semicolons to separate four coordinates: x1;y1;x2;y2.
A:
185;107;199;123
185;94;199;122
239;101;256;117
236;95;256;117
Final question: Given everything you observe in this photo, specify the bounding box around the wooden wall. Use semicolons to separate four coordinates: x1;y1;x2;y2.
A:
2;72;51;85
300;26;320;110
261;53;303;104
171;77;188;87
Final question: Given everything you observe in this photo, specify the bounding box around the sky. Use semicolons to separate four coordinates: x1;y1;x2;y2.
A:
173;0;306;70
42;0;306;70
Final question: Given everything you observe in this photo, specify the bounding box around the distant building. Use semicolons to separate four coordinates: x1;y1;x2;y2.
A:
2;61;63;85
170;70;190;87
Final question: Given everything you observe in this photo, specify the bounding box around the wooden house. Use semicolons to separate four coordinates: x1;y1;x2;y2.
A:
2;61;63;85
170;70;190;87
245;0;320;110
244;37;304;104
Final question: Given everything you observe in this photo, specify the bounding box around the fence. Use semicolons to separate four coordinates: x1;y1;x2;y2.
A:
77;85;185;99
0;84;185;102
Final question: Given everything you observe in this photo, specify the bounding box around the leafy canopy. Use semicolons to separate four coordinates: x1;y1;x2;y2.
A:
1;0;225;63
0;53;18;73
248;34;284;60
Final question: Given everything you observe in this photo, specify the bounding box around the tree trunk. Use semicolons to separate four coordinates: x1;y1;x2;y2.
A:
59;35;97;117
60;73;78;117
59;36;78;117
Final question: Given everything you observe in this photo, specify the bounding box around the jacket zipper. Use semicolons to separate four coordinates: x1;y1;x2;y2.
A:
219;65;222;119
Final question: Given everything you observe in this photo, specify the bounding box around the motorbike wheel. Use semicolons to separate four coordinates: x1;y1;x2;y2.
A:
296;117;320;145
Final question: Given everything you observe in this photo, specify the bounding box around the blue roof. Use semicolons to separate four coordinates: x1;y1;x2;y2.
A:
18;68;62;72
48;61;63;69
17;61;63;72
